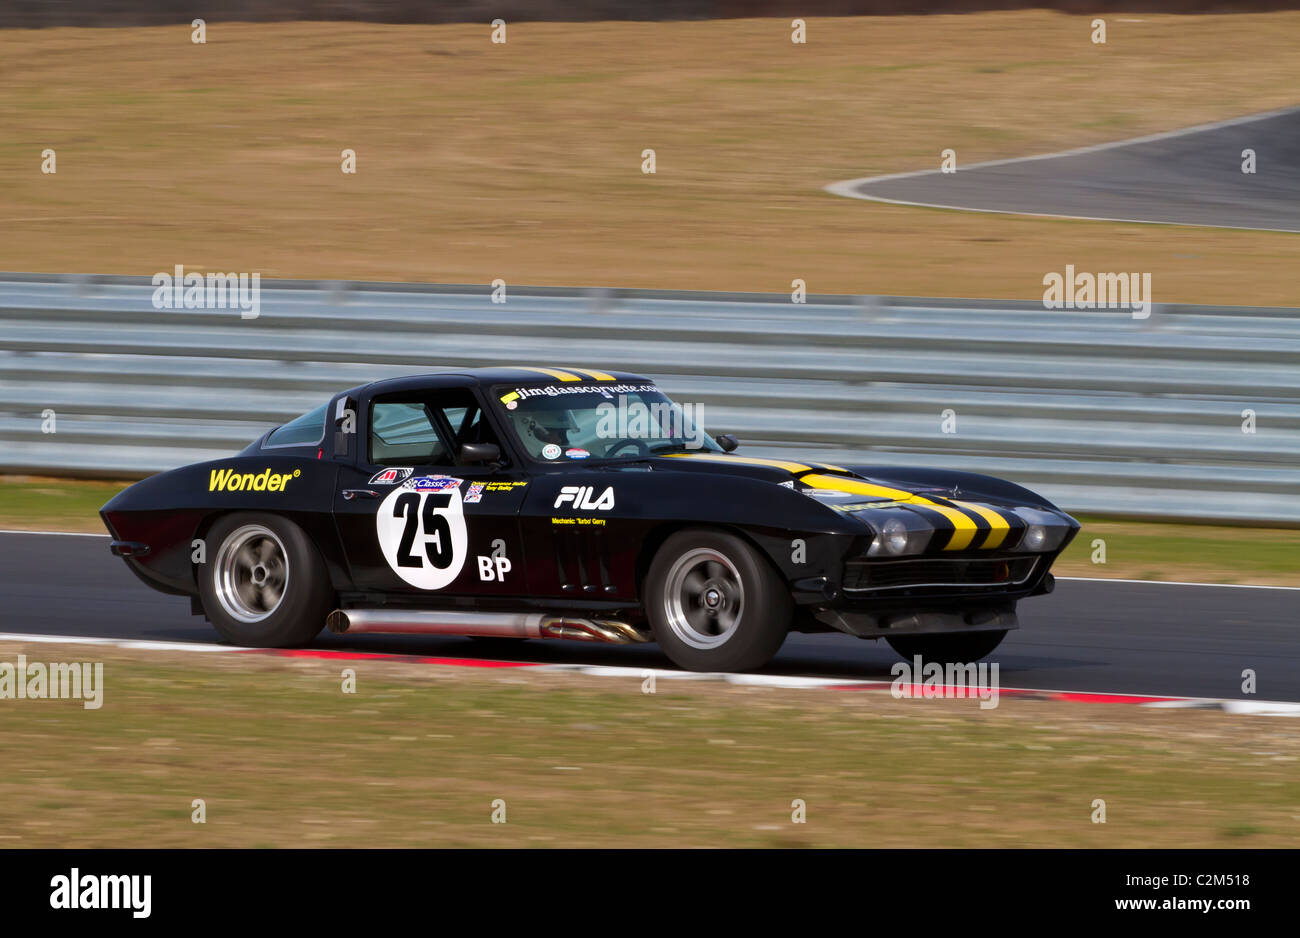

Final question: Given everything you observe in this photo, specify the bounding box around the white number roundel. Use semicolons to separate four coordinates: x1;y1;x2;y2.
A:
376;479;468;590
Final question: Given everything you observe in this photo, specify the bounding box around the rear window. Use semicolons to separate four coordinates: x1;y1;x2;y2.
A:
264;404;327;447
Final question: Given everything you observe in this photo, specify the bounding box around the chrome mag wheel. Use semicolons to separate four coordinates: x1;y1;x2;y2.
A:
663;547;745;650
213;524;289;624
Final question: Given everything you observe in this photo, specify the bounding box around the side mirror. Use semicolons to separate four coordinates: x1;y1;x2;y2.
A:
716;433;740;453
460;442;501;465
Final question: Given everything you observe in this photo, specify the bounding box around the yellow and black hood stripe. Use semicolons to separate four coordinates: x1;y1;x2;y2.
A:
513;366;619;383
799;473;1019;551
667;454;1020;551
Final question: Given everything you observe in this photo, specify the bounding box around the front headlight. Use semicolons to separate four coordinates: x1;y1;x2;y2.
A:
796;486;934;556
878;518;909;554
864;511;934;557
1022;524;1048;551
1011;507;1069;552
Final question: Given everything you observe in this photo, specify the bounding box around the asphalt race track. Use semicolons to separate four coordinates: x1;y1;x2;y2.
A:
828;106;1300;232
4;532;1296;702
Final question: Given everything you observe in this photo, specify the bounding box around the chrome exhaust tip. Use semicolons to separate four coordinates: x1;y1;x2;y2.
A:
538;616;650;643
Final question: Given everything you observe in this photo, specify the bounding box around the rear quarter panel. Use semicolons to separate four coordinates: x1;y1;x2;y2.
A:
100;455;343;595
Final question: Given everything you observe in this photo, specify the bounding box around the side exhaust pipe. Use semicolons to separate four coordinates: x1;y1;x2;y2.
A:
326;609;650;644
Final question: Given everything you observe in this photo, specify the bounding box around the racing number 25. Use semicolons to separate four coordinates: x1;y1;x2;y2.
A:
393;491;454;569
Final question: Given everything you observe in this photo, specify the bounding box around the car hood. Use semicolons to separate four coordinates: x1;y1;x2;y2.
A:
653;451;1077;552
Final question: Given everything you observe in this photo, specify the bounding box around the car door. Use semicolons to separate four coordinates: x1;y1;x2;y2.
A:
333;384;531;599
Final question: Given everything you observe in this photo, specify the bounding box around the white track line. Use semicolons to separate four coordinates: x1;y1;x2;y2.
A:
1;632;1293;715
543;662;1268;706
1055;576;1300;592
0;632;235;653
824;105;1300;233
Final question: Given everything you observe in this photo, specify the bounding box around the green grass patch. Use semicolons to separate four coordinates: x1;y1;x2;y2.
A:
0;476;128;533
1054;515;1300;586
0;647;1295;847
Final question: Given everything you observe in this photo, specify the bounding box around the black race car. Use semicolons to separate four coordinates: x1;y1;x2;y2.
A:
101;367;1079;671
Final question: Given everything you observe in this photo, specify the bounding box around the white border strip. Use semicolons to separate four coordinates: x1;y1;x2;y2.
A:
0;632;1293;715
824;105;1300;233
1055;576;1300;592
542;662;1214;703
544;664;1300;716
0;632;235;653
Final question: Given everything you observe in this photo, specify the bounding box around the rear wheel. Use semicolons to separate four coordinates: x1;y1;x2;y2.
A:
645;529;792;672
198;513;332;647
886;630;1007;664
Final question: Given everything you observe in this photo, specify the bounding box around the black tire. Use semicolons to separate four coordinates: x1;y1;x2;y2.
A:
645;529;792;672
885;630;1007;664
197;513;333;647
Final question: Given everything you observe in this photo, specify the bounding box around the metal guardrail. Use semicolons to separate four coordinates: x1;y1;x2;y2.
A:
1;273;1297;523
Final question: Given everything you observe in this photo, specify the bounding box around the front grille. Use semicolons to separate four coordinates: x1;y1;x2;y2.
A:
842;555;1039;592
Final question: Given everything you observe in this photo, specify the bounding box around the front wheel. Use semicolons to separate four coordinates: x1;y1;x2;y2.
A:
645;529;792;672
886;630;1007;664
198;513;333;647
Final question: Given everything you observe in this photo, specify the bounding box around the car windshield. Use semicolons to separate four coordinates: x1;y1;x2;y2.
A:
493;382;720;462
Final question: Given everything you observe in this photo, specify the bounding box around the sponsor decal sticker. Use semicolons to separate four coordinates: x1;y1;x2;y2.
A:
541;443;562;460
209;467;300;493
368;467;414;485
553;485;615;510
508;383;659;400
565;447;590;459
403;475;463;492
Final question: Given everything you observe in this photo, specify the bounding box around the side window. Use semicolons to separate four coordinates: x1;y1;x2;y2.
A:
370;400;453;466
435;398;503;452
265;403;327;448
368;389;504;467
442;406;470;440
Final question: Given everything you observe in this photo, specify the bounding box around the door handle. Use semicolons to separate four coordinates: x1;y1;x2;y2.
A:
341;489;380;501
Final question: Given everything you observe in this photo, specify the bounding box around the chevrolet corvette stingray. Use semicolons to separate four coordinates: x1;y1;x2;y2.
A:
101;367;1079;671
